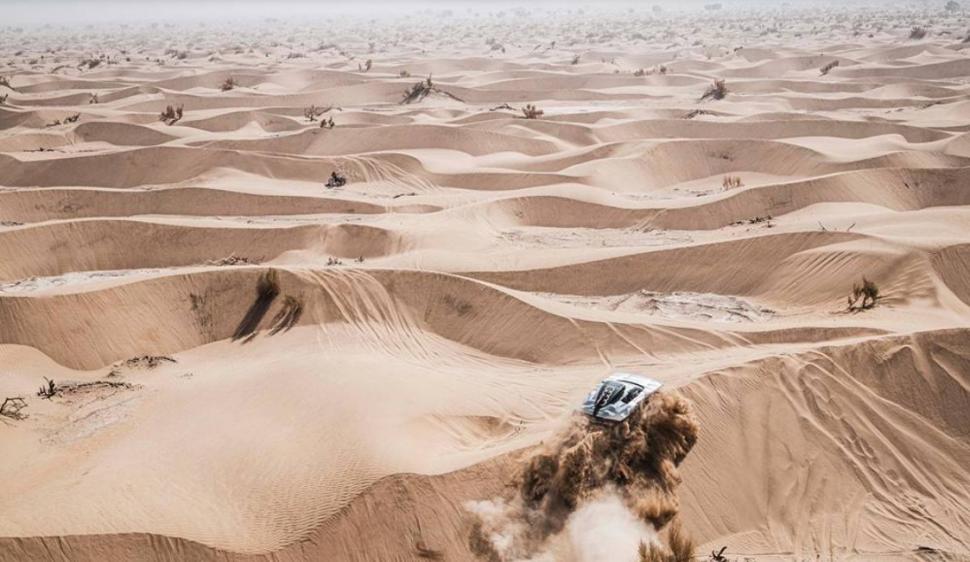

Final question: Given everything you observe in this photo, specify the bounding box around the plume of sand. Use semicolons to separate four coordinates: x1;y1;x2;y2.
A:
466;391;699;561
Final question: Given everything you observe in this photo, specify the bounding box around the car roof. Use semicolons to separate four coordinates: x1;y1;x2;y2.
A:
605;372;663;391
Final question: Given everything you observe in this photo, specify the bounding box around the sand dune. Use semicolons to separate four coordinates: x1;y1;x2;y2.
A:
2;4;969;562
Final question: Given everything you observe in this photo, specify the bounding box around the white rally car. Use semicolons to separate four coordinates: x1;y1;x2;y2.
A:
580;373;663;422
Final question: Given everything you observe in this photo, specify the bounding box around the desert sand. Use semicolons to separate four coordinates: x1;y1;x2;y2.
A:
1;2;970;561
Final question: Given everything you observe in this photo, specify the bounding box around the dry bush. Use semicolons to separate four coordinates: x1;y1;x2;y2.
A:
64;113;80;123
159;104;183;125
634;68;648;76
820;60;839;75
320;116;335;129
359;59;373;72
89;93;99;104
0;94;7;105
304;105;323;122
658;64;668;75
402;79;431;103
700;79;727;101
0;76;12;90
207;254;251;266
116;356;176;370
847;277;879;311
0;397;27;420
37;377;57;399
683;109;713;119
571;54;580;65
722;175;742;189
731;215;772;227
220;76;238;91
910;26;928;40
326;170;347;188
401;75;463;104
521;104;544;119
399;69;411;78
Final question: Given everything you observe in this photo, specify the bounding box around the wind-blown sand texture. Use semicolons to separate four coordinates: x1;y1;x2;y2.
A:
1;3;970;561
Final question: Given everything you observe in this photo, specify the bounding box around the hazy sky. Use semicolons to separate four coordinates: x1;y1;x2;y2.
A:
0;0;933;25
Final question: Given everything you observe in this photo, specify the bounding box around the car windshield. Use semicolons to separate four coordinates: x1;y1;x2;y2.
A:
593;381;625;414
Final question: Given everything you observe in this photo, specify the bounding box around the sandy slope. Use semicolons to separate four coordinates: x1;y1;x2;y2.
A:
2;3;970;561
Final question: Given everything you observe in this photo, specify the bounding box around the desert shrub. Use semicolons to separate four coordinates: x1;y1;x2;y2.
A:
0;94;7;105
207;254;251;266
634;68;647;76
399;69;411;78
722;175;742;189
402;76;434;103
571;54;580;65
0;76;13;90
0;397;27;420
521;104;544;119
64;113;80;123
220;76;237;91
320;116;335;129
910;26;928;39
684;109;713;119
401;75;463;104
326;171;347;188
159;104;183;125
658;64;668;75
820;60;839;75
847;277;879;310
359;59;372;72
700;79;727;101
304;105;323;122
37;378;57;399
89;93;99;104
